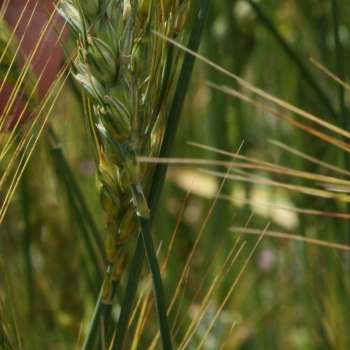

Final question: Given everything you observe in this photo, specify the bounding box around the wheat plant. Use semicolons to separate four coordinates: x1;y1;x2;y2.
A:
4;1;350;349
58;0;197;348
59;0;188;280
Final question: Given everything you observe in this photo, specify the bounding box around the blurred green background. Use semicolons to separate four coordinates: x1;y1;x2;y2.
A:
2;0;350;349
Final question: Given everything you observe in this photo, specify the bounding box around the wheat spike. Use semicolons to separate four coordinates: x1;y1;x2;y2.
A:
59;0;190;297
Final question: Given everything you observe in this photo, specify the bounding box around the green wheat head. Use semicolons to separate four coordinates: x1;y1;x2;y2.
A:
59;0;190;293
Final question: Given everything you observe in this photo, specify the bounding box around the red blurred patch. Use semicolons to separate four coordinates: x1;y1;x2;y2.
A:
0;0;67;131
0;83;28;131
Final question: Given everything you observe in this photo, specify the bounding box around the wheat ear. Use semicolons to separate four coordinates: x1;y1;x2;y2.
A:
59;1;190;346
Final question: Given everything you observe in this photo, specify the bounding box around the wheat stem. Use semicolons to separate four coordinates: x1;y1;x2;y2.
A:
113;1;211;348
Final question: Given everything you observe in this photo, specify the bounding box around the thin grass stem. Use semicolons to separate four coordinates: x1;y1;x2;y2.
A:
246;0;338;121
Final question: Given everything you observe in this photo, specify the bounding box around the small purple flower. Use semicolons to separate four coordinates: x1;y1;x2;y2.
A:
257;249;275;271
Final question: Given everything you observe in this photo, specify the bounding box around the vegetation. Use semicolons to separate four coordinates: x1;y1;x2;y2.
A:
1;0;350;349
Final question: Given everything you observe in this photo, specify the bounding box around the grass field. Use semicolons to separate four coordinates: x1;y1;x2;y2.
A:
1;0;350;349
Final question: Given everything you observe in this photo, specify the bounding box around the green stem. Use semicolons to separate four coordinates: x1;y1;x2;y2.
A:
140;216;173;349
246;0;338;121
47;127;106;265
112;237;144;350
19;170;35;319
81;288;103;350
331;0;348;151
331;0;350;247
113;1;211;348
63;172;103;284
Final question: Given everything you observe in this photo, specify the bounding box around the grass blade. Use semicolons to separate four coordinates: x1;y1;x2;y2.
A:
47;127;106;266
246;0;338;121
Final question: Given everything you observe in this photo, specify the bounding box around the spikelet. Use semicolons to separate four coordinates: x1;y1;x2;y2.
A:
59;0;190;293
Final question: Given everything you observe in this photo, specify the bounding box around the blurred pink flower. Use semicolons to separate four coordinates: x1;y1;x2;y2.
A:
257;249;275;271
